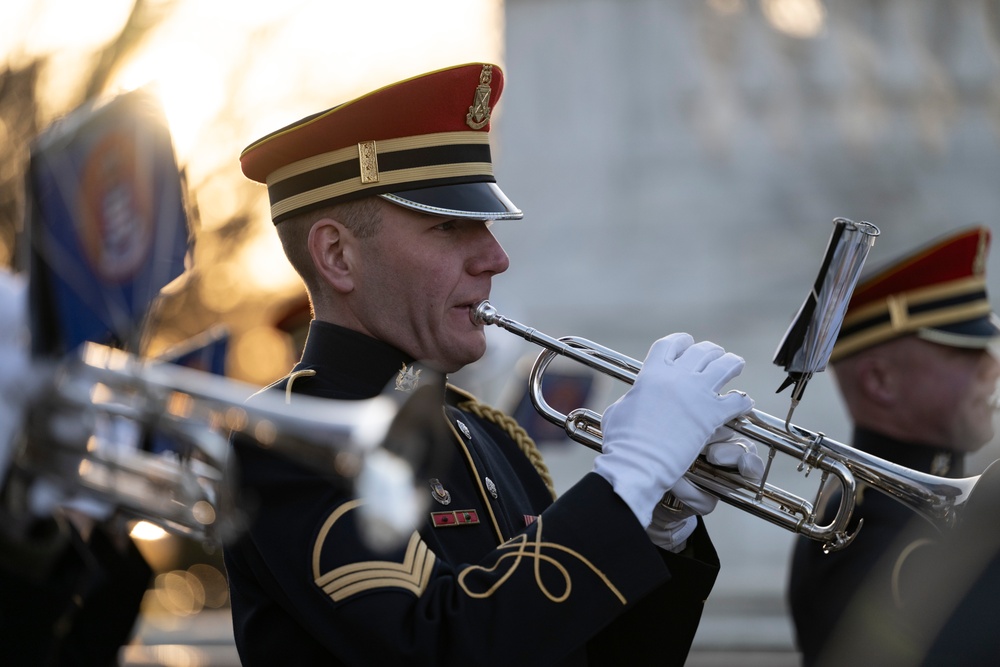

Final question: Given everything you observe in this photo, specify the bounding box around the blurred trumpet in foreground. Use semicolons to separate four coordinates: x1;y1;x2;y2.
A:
2;337;440;549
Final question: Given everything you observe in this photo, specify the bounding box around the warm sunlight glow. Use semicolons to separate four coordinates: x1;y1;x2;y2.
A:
762;0;826;39
1;0;132;65
238;230;300;292
115;43;229;159
232;325;296;385
3;0;504;228
130;520;169;541
198;260;247;313
109;0;505;170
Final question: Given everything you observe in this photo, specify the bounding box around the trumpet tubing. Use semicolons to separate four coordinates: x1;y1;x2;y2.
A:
472;300;980;552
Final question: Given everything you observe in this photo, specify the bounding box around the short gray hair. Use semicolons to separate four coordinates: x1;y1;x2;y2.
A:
275;197;384;295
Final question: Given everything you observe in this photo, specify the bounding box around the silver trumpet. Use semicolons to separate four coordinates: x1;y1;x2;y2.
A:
6;341;432;547
471;300;982;552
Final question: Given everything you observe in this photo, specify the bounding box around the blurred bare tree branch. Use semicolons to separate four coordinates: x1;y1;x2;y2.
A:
0;60;39;267
0;0;275;370
1;0;179;267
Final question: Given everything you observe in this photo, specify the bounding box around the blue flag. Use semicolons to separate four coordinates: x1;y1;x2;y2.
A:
25;87;190;356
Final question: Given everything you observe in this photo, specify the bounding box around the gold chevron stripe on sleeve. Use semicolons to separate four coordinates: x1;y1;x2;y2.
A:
312;501;436;601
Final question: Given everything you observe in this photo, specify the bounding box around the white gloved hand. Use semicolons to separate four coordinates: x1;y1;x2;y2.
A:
646;478;716;551
646;432;765;552
703;428;765;484
593;333;754;532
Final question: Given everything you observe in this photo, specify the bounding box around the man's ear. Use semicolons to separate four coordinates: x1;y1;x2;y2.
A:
858;355;897;406
309;218;355;294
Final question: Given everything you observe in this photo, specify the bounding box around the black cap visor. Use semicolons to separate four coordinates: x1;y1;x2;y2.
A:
380;182;522;220
918;314;1000;349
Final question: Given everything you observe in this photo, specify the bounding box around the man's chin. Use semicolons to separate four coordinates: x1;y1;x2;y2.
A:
449;339;488;373
421;339;487;374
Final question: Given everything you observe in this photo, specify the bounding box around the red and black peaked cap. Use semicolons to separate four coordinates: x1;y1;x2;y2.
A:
831;226;1000;362
240;63;522;223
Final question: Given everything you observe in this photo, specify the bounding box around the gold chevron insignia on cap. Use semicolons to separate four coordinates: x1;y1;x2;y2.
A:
313;501;436;601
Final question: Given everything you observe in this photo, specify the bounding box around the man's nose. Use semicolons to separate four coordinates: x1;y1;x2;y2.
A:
472;229;510;276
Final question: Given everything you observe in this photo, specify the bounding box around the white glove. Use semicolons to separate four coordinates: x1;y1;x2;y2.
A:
646;433;765;551
703;428;765;483
645;479;714;552
593;333;754;532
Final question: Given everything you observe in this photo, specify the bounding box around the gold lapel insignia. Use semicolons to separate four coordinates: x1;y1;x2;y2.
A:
395;363;421;392
429;478;452;506
465;64;493;130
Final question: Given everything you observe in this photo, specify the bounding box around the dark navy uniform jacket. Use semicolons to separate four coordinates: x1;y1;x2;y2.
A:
787;427;971;666
224;320;720;666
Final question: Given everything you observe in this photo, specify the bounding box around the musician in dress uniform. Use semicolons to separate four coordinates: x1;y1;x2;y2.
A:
787;226;1000;666
223;63;766;666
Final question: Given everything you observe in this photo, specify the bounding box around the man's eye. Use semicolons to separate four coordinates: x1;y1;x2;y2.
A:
434;221;457;231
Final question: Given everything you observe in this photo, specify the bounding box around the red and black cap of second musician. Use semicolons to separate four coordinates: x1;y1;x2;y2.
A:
832;226;1000;361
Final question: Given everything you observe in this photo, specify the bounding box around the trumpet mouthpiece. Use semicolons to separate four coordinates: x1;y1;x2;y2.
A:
471;300;497;326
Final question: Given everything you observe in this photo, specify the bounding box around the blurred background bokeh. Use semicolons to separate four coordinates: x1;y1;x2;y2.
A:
4;1;1000;665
